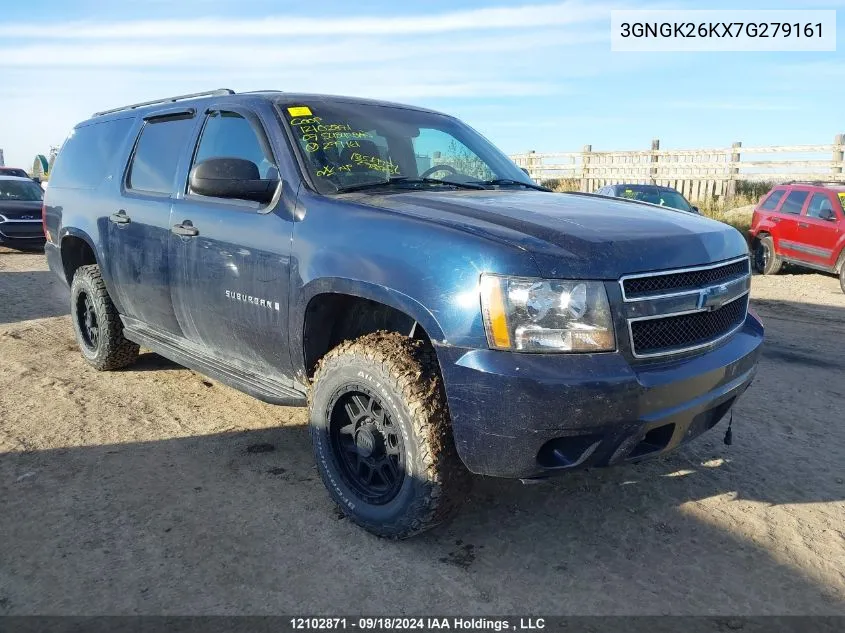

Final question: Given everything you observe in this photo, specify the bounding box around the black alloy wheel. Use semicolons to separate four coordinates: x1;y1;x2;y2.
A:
76;290;100;351
329;389;405;505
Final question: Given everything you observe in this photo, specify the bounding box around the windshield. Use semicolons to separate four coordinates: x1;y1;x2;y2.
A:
0;179;43;202
280;100;534;194
618;186;691;211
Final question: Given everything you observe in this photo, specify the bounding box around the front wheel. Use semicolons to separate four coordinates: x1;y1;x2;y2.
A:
839;265;845;294
753;235;783;275
309;332;470;539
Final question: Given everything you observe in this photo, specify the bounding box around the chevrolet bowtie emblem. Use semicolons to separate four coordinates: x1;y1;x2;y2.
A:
697;284;730;311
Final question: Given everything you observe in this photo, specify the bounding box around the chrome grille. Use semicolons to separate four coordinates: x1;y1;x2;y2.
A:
622;258;750;299
620;256;751;359
630;295;748;357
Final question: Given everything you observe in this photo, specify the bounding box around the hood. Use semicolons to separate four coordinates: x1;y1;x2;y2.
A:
0;200;42;221
350;190;748;278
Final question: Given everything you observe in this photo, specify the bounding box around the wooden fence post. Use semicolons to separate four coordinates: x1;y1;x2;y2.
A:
726;141;741;199
581;145;592;192
832;134;844;177
650;139;659;184
526;150;539;181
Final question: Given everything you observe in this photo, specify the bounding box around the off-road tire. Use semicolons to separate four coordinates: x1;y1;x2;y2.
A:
753;235;783;275
309;331;471;539
70;264;139;371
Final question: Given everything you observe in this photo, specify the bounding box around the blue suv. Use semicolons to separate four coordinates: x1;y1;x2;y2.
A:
43;89;763;537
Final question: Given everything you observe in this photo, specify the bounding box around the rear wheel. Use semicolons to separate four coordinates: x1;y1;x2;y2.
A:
71;264;139;371
839;265;845;294
753;235;782;275
309;331;470;538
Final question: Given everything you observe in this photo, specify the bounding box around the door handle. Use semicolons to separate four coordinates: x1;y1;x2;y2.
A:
771;217;781;223
109;210;130;224
798;222;809;228
172;222;199;237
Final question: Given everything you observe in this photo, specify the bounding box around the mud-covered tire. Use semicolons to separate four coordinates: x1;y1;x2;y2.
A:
70;264;139;371
753;235;782;275
309;331;471;539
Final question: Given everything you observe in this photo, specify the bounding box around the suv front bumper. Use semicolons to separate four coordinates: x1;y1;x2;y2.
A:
435;312;763;478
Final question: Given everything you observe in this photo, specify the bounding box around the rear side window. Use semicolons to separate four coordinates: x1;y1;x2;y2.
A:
49;118;133;189
760;189;785;210
780;190;809;215
127;116;196;195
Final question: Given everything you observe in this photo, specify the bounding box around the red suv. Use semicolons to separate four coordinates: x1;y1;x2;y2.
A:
750;182;845;292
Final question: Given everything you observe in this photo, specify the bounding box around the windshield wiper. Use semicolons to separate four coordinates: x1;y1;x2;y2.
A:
335;176;486;194
477;178;550;191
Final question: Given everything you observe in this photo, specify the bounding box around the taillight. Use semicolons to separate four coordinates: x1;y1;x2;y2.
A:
42;203;51;242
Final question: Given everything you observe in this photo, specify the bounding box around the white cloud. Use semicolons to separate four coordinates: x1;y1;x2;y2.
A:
0;29;604;68
0;1;616;169
665;100;798;112
0;2;611;39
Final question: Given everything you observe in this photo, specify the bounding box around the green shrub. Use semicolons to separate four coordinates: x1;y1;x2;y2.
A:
540;178;580;192
735;180;774;200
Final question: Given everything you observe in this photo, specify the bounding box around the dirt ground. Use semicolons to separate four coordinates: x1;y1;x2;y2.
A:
1;246;844;615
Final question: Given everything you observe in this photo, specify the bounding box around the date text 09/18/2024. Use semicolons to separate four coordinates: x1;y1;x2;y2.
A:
289;618;546;631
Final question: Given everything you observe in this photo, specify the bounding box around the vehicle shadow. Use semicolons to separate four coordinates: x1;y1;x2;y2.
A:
128;351;184;372
0;246;45;255
0;270;69;324
1;403;843;615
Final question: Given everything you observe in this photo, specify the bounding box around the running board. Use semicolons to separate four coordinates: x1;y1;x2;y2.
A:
121;319;307;407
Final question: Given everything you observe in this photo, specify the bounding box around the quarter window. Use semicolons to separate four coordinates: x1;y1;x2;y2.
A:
779;190;809;215
50;118;134;190
192;111;277;181
127;116;196;195
760;189;785;210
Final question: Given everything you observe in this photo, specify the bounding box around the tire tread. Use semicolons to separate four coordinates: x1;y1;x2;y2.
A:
755;235;783;275
71;264;139;371
310;331;470;538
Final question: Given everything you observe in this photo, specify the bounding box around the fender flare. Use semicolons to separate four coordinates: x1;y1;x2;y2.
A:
57;228;102;280
292;277;448;366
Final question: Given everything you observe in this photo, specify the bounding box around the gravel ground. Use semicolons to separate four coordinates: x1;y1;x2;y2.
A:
0;247;844;615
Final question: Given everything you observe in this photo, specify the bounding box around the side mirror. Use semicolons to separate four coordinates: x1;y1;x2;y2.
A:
189;157;278;204
521;167;531;176
820;207;837;221
691;206;700;214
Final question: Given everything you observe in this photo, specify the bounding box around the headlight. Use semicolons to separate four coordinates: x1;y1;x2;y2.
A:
479;274;615;352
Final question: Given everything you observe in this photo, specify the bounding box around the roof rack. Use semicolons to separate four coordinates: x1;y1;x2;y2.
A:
93;89;235;117
784;180;845;187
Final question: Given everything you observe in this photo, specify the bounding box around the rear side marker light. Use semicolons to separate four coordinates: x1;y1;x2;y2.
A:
42;203;52;242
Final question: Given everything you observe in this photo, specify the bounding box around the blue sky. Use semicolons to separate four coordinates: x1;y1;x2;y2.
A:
1;0;843;170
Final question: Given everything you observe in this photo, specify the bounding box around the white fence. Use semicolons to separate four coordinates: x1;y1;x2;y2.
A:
510;135;845;201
